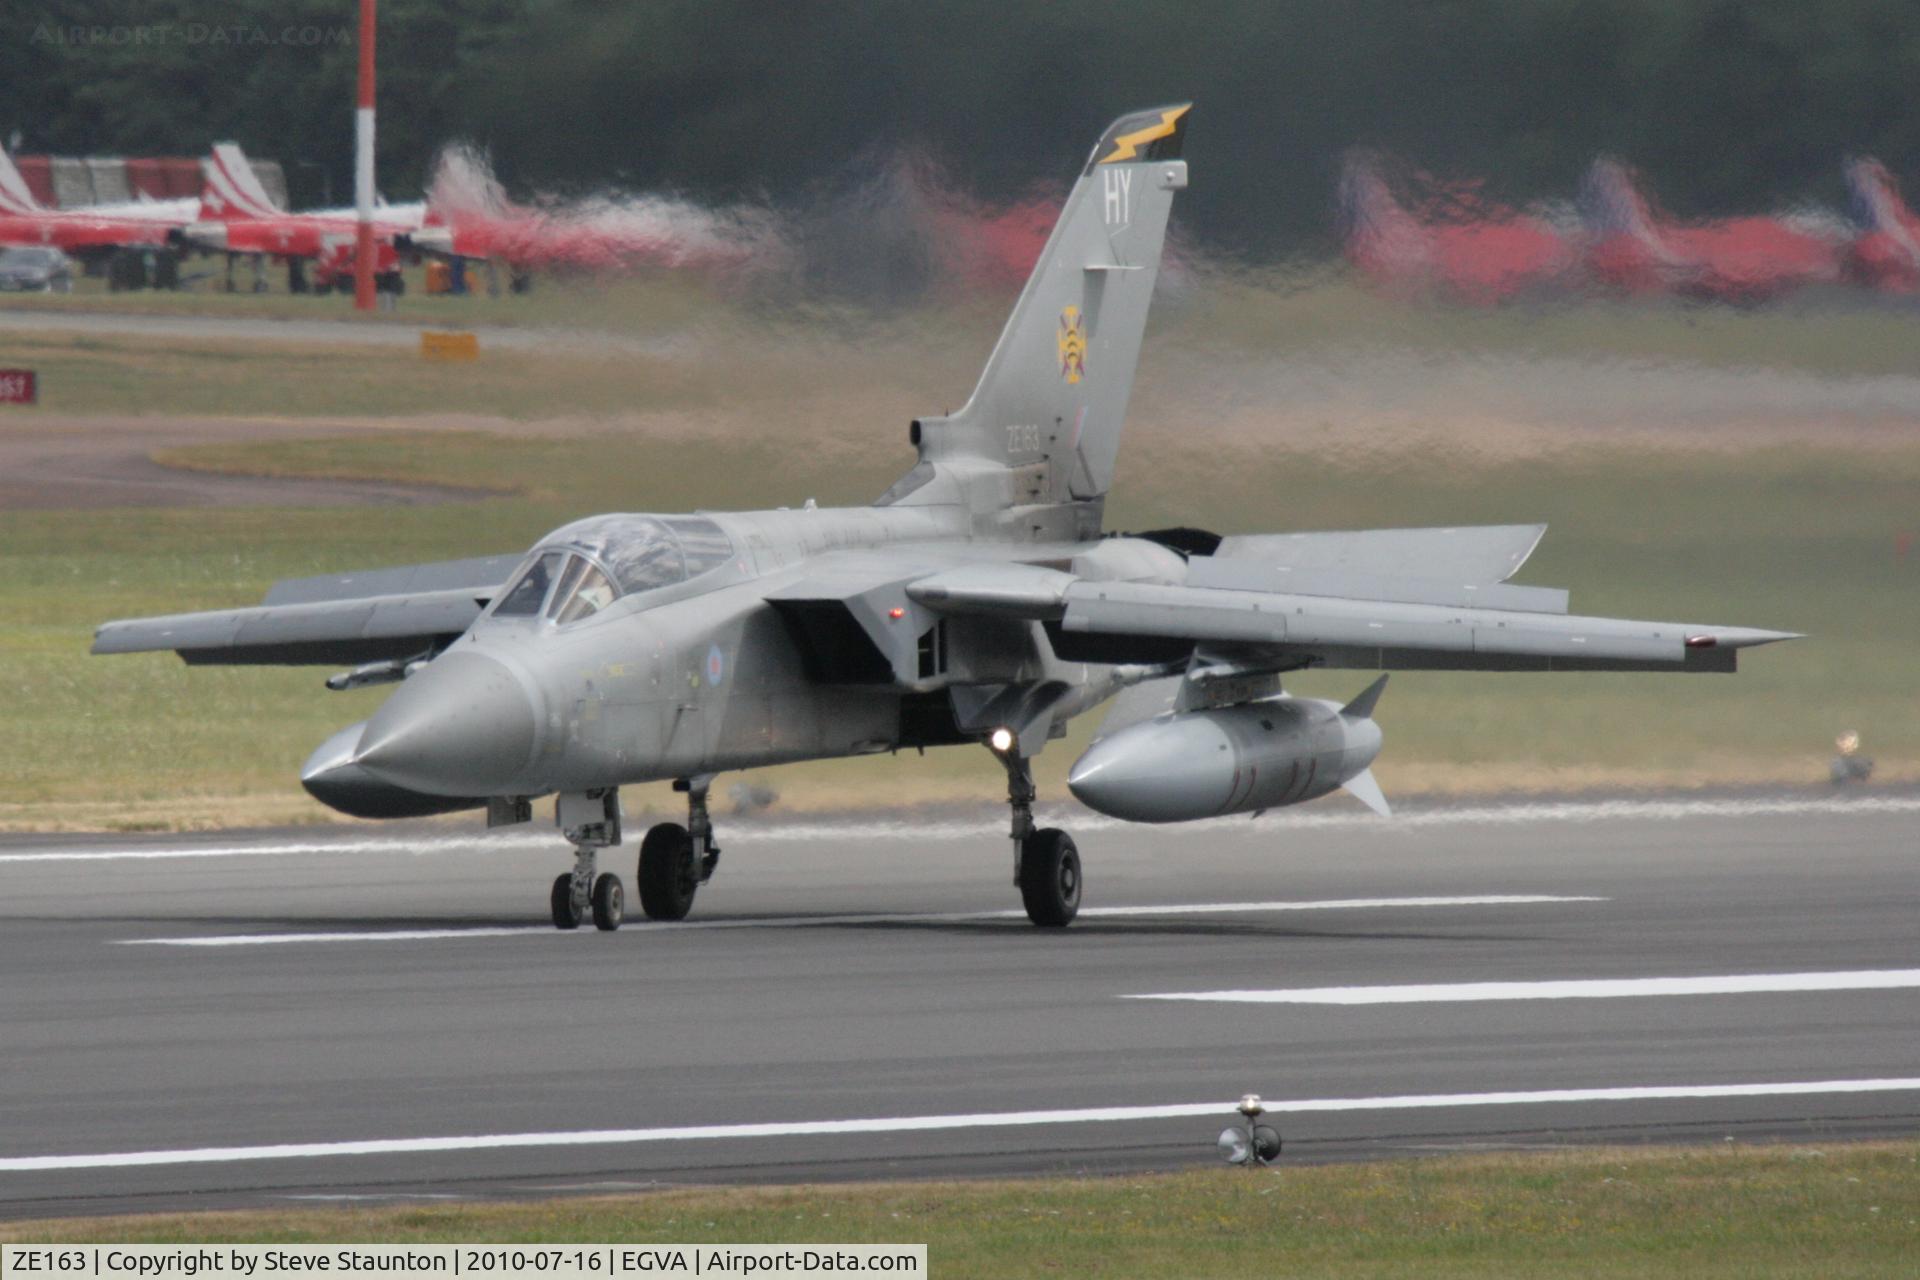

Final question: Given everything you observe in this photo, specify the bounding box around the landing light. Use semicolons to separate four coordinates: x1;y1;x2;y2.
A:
989;727;1016;754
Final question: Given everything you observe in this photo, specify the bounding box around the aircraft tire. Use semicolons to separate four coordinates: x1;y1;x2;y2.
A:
550;873;583;929
1019;828;1081;927
639;822;698;921
591;873;625;931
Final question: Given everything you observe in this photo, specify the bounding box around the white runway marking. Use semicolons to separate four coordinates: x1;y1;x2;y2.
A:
1125;968;1920;1005
4;793;1916;864
3;1077;1914;1173
116;895;1603;947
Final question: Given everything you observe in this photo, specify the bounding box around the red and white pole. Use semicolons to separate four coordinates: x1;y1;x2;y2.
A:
352;0;377;311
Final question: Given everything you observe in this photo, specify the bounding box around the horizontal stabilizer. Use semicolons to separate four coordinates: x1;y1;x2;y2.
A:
1341;674;1389;719
1211;525;1546;587
1342;768;1392;817
1185;558;1567;613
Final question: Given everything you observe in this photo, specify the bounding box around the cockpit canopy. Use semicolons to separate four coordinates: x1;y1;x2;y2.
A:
490;515;735;624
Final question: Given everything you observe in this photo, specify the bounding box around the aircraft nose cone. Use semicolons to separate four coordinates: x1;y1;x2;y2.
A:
353;651;537;796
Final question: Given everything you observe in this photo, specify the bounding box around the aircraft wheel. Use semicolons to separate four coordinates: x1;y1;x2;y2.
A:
550;873;582;930
1019;828;1081;927
638;822;698;921
591;872;625;932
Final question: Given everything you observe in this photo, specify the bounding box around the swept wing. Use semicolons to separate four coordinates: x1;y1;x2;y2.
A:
907;525;1796;674
91;554;520;666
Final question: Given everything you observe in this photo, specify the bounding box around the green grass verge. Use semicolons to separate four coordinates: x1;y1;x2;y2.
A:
0;331;722;421
0;264;730;336
2;1143;1915;1278
1193;272;1920;379
10;267;1920;377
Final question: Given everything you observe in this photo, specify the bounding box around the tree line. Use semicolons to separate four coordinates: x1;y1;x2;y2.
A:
7;0;1919;254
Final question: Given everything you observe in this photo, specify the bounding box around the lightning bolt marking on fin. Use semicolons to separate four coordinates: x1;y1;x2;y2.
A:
1100;105;1190;165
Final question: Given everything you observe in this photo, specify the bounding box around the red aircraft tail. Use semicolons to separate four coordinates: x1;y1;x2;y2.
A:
0;143;44;216
1844;156;1920;290
198;142;283;221
1336;150;1431;282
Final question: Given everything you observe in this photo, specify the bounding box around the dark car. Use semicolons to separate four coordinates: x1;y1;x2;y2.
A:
0;245;75;292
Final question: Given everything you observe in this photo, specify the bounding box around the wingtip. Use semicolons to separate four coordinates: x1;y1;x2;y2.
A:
1687;627;1806;650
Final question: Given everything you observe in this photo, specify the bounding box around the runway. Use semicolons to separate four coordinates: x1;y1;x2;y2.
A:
1;790;1915;1218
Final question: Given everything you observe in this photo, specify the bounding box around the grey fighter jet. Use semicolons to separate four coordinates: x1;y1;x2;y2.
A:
94;105;1797;931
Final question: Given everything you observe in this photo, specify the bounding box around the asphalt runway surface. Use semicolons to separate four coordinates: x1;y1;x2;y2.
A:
1;790;1916;1219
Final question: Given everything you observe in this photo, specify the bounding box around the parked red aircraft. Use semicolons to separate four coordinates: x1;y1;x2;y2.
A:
179;142;421;288
1580;158;1843;301
0;145;184;254
407;145;748;279
1338;151;1575;303
1842;157;1920;293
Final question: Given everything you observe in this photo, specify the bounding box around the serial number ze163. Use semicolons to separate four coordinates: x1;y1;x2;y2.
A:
10;1253;91;1271
1005;423;1044;454
461;1253;600;1273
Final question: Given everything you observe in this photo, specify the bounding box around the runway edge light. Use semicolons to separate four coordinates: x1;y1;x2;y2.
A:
1219;1093;1282;1166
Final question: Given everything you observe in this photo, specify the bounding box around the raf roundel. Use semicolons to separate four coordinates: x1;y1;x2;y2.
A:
705;643;725;687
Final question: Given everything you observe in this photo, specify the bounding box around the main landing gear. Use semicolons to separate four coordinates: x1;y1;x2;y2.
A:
999;747;1081;928
637;775;723;922
546;781;724;929
551;789;625;931
545;758;1079;930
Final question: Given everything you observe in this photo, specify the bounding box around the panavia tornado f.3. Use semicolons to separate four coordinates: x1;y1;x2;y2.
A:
94;105;1798;931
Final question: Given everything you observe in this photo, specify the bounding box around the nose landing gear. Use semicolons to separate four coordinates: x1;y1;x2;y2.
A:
551;789;625;931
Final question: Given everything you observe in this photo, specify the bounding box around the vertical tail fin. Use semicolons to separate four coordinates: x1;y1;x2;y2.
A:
902;104;1189;515
1337;150;1434;284
1847;157;1920;245
0;144;42;215
199;142;283;220
1580;157;1671;254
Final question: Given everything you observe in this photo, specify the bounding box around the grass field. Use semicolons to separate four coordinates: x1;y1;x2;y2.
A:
12;263;1920;378
3;1142;1915;1278
1;279;1915;828
0;265;727;337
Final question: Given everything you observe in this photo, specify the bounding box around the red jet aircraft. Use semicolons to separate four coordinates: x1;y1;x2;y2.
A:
179;143;420;288
0;145;185;254
1338;152;1576;304
1580;157;1843;302
1842;157;1920;293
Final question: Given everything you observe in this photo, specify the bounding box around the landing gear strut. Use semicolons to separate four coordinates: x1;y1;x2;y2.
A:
637;775;723;922
551;789;624;931
998;747;1081;928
